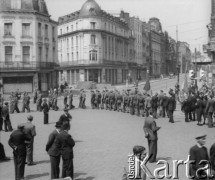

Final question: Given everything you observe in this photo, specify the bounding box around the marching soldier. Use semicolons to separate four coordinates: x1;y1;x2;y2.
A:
138;92;145;117
109;90;115;111
100;90;106;110
91;90;96;109
104;90;110;110
129;91;135;115
116;91;123;112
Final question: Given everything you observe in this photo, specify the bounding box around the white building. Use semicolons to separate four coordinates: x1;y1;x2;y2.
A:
0;0;58;94
58;0;140;85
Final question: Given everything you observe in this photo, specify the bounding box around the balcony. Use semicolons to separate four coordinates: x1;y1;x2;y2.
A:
0;61;58;72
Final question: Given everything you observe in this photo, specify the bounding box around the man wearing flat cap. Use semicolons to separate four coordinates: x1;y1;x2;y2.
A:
8;124;31;180
189;135;209;179
23;115;36;165
46;121;62;179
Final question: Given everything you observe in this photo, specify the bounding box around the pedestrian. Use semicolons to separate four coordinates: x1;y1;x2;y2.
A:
2;102;13;132
0;142;10;161
167;93;176;123
151;93;158;118
23;115;36;166
205;94;215;128
58;107;72;129
33;88;37;104
145;94;152;117
63;90;68;108
41;98;49;124
55;123;75;179
143;110;161;163
210;143;215;176
161;93;168;118
91;90;96;109
189;135;209;180
22;92;30;113
0;94;3;131
181;94;191;122
8;124;31;180
195;96;205;126
46;122;62;179
36;91;42;112
68;90;75;110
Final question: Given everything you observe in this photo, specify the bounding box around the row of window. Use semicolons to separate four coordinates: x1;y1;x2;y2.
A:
3;22;55;39
62;50;98;62
60;21;128;37
4;46;55;64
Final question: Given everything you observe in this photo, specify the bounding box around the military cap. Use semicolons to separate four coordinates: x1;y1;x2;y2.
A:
195;135;206;140
55;121;62;128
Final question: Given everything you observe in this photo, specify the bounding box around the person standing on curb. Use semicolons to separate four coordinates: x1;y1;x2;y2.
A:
23;115;36;166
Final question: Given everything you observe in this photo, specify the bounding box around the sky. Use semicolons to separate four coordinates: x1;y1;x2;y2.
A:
45;0;211;53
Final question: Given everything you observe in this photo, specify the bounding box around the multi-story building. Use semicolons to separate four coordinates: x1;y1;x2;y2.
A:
178;42;191;73
58;0;140;85
0;0;58;94
148;18;162;77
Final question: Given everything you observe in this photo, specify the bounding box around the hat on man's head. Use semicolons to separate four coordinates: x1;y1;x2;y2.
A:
195;135;206;140
27;115;33;121
55;121;62;128
17;123;25;129
4;102;8;105
133;145;146;155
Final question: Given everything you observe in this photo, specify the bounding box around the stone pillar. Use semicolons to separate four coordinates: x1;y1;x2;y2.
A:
101;68;105;83
59;71;62;85
87;69;89;81
70;70;72;85
79;69;84;82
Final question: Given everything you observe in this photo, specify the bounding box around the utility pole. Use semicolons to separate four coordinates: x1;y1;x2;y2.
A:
176;25;180;84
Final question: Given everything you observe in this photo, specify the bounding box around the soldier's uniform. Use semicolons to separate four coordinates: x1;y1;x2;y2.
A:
138;93;145;117
104;90;110;110
122;92;129;113
116;92;123;112
109;91;115;110
129;92;135;115
91;91;96;109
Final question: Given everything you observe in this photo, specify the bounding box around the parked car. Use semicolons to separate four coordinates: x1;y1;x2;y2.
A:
169;72;175;79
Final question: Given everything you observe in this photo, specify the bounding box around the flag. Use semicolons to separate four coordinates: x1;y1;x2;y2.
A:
182;73;189;94
143;78;151;92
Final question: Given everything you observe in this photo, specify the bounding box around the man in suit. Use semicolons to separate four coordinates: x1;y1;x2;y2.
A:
143;110;161;163
58;107;72;129
46;122;61;179
167;93;176;123
205;94;215;128
151;93;158;118
55;123;75;179
23;115;36;165
2;102;13;132
8;124;31;180
189;135;209;180
41;98;49;124
188;92;197;121
181;94;191;122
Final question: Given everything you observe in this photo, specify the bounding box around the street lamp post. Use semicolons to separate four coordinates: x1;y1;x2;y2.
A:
177;64;180;84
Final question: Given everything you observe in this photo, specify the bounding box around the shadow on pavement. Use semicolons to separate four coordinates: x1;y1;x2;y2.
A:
75;140;84;143
26;172;49;179
34;160;50;164
75;177;95;180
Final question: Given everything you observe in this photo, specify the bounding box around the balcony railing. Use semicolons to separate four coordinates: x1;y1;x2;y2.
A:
0;61;58;71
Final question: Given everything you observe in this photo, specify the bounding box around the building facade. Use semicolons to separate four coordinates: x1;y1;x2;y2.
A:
58;0;143;86
0;0;58;94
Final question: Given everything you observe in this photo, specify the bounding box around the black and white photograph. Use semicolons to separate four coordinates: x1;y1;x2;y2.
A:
0;0;214;179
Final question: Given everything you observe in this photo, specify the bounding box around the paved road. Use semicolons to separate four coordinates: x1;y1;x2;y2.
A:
0;76;214;180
